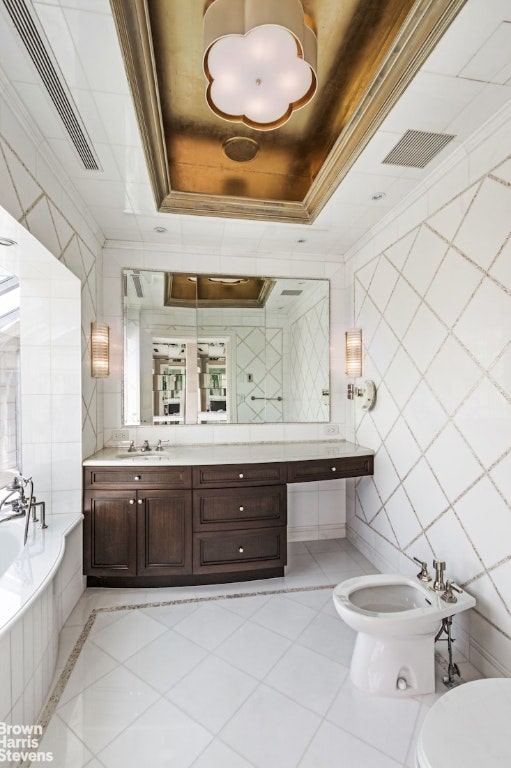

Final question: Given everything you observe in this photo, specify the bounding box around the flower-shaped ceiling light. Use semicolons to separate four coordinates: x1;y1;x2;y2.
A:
203;0;317;131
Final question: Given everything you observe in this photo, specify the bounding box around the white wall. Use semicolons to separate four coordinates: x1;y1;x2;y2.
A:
0;85;104;458
0;206;82;517
345;104;511;676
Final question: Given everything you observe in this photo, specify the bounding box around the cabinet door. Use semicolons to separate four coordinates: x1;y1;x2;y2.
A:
84;491;137;576
137;490;192;575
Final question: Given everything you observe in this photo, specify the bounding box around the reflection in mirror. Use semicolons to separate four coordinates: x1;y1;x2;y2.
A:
123;270;329;425
0;270;20;472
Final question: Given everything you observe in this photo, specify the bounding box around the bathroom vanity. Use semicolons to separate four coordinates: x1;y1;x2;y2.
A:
82;441;373;587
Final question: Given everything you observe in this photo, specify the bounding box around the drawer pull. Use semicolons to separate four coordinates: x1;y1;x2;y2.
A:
138;499;143;505
239;473;244;478
330;466;337;472
238;546;244;553
239;506;244;512
134;475;141;481
129;499;135;505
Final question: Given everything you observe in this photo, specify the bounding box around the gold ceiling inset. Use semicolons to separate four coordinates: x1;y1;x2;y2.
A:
111;0;467;224
164;272;275;308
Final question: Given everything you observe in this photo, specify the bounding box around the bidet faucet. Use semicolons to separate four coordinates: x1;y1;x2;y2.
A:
433;560;446;592
413;556;432;582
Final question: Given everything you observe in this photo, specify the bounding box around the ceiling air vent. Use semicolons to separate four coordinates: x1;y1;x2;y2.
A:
3;0;101;170
382;129;455;169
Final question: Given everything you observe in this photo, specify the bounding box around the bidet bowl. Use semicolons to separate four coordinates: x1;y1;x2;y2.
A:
333;573;475;637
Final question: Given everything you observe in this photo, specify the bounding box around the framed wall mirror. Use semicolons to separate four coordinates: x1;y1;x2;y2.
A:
122;270;330;426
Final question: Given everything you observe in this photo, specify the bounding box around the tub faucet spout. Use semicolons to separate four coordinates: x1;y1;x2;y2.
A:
0;475;34;545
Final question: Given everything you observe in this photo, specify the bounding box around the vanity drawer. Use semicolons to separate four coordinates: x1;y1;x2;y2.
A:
193;485;286;531
192;462;287;488
83;466;192;489
193;527;287;574
287;455;374;483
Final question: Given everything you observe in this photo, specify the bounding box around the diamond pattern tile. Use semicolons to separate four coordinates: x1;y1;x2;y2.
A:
352;155;511;655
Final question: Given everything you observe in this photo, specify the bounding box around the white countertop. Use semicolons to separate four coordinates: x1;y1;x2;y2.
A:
83;440;374;466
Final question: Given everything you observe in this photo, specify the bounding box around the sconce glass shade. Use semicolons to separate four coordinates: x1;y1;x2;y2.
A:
203;0;317;130
345;328;362;378
91;322;109;378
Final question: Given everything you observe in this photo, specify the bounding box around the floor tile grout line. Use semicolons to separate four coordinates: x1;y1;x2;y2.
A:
30;582;338;761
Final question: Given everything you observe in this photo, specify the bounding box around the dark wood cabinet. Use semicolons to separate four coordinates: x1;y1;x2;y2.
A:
192;462;287;488
194;527;286;574
83;447;373;587
193;485;286;531
287;454;374;483
84;490;137;577
138;490;192;576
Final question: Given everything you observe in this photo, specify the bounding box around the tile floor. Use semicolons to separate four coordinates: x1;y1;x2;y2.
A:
36;540;482;768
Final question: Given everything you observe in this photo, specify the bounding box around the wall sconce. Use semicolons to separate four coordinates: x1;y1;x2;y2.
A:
91;322;109;378
345;328;362;377
345;328;376;411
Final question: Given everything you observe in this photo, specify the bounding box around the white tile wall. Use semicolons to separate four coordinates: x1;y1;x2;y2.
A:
346;107;511;676
0;88;104;459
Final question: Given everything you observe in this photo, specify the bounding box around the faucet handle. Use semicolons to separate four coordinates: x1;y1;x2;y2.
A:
441;580;462;603
413;556;432;582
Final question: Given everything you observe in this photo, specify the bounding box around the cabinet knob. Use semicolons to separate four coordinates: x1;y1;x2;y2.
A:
238;473;244;478
330;466;337;472
129;499;135;505
138;499;143;505
238;546;244;553
134;475;141;481
239;505;244;512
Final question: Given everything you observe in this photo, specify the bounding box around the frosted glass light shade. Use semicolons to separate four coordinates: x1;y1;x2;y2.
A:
204;0;317;130
91;322;109;378
345;328;362;378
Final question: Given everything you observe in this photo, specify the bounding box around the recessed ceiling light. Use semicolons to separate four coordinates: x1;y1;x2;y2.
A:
0;237;17;246
371;192;386;201
297;238;307;243
154;226;167;233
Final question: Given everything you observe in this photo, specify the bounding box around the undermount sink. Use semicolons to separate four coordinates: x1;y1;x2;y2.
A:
115;452;169;461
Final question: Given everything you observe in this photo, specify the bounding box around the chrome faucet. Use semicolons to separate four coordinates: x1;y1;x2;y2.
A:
0;475;36;545
140;440;151;452
413;556;432;583
433;560;446;592
155;439;169;452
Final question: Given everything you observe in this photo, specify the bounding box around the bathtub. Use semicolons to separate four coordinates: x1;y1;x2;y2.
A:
0;512;84;730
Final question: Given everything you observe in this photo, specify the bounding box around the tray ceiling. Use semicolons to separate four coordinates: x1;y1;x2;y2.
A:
111;0;467;224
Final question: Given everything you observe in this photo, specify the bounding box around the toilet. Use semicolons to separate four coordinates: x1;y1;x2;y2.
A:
332;573;476;697
416;678;511;767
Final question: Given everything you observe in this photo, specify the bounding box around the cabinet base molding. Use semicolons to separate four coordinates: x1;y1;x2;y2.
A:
86;566;285;589
288;523;346;542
